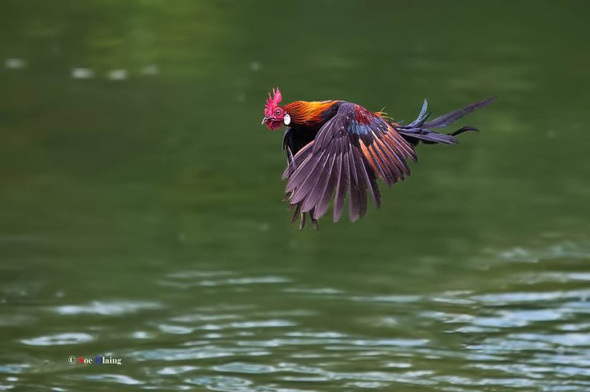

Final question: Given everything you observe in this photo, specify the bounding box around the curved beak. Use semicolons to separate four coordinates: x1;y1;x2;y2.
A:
261;116;270;125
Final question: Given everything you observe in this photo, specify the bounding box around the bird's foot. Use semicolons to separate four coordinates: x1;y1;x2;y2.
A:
310;215;319;230
299;212;306;230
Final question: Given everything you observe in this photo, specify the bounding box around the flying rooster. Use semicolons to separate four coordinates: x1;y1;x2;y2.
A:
262;88;495;229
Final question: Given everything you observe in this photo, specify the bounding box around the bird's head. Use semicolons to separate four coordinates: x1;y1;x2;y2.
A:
262;87;290;131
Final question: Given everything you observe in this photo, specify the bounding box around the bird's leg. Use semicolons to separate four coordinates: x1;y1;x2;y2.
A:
290;203;301;223
299;212;307;230
310;209;319;230
291;203;318;230
311;218;318;230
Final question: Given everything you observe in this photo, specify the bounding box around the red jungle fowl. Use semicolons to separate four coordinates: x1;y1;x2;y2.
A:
262;88;495;229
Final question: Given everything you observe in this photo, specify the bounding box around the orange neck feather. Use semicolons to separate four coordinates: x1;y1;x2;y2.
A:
284;101;337;127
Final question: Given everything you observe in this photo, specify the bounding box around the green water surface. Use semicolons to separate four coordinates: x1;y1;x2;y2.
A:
1;1;589;391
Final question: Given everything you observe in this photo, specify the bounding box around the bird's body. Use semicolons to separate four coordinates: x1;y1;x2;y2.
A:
262;89;495;229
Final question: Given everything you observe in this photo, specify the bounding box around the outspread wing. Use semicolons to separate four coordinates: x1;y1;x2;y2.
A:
283;103;416;223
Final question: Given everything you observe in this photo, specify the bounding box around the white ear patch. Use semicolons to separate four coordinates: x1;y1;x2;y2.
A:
283;113;291;125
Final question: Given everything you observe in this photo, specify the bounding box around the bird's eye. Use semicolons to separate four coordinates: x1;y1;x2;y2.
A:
275;109;282;116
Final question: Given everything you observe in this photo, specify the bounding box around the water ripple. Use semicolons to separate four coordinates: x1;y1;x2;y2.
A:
21;333;93;346
213;362;276;374
497;241;590;262
53;300;162;315
74;374;143;385
472;290;590;305
159;275;291;289
132;347;270;361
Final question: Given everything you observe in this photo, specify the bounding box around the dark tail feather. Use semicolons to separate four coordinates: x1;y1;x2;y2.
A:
398;97;496;145
450;125;479;137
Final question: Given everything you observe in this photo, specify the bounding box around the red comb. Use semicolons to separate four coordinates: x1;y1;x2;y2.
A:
264;87;282;116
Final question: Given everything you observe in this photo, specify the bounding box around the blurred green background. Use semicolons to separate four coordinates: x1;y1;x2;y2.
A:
1;1;589;391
